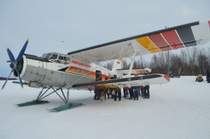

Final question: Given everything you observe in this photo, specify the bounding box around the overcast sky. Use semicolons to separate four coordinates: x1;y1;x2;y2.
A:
0;0;210;76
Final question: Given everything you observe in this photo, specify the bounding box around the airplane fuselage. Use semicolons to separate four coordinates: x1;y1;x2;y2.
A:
15;53;169;90
19;54;113;89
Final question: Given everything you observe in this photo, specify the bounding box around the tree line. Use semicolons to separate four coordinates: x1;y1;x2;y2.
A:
139;47;210;75
121;47;210;75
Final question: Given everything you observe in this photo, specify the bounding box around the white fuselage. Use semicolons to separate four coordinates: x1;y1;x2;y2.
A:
20;56;112;88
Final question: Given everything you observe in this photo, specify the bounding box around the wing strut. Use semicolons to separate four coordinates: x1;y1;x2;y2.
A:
128;43;137;76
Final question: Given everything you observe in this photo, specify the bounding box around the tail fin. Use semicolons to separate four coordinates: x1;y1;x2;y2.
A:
112;59;123;73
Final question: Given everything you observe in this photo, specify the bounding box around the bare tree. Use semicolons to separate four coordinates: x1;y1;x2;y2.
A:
188;47;198;74
197;51;208;74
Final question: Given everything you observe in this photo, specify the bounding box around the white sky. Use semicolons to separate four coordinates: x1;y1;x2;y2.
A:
0;0;210;75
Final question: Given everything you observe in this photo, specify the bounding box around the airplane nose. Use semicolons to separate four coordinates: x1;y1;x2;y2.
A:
9;63;14;69
1;39;28;89
14;58;24;77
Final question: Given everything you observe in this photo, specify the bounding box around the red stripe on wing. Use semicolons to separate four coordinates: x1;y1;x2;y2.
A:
149;33;171;51
162;30;184;49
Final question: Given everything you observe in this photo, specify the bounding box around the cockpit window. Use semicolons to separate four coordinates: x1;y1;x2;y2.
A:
59;56;64;60
42;53;70;64
63;57;68;61
42;54;50;59
50;54;57;59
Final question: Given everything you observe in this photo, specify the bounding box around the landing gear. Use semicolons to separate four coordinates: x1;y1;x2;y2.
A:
17;87;83;112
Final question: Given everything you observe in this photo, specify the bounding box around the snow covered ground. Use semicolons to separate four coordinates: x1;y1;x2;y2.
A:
0;76;210;139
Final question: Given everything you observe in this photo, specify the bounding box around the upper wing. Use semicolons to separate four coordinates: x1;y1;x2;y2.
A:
68;20;210;63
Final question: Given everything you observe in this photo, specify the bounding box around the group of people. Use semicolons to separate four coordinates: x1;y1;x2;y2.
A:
94;87;122;101
123;85;150;100
93;85;150;101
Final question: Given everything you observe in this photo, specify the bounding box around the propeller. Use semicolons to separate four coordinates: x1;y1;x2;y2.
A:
1;39;28;90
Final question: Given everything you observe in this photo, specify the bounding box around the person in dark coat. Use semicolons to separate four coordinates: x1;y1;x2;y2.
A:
117;88;122;101
129;87;134;100
94;88;100;100
133;86;139;100
136;87;140;100
206;69;210;83
144;85;150;99
138;86;141;98
113;89;117;101
133;87;137;100
123;87;128;98
140;86;145;98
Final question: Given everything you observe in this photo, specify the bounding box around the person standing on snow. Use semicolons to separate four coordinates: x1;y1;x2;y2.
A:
206;69;210;83
144;85;150;99
117;88;122;101
140;86;145;98
129;87;134;100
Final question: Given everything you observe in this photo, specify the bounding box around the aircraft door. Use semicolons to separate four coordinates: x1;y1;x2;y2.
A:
96;70;102;81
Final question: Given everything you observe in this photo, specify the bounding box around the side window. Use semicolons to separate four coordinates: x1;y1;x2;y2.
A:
59;56;64;60
63;57;67;61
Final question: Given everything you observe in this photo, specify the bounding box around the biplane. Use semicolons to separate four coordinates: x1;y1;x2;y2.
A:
1;20;210;111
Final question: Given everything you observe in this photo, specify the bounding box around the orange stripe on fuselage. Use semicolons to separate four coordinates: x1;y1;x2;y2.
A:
71;60;91;68
65;66;110;80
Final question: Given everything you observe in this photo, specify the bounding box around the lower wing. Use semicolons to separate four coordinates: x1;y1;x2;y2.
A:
72;74;169;90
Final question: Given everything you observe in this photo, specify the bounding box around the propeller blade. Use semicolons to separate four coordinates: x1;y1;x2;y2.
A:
1;70;13;90
17;75;23;88
16;39;28;61
0;77;16;80
14;68;23;88
7;48;16;63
